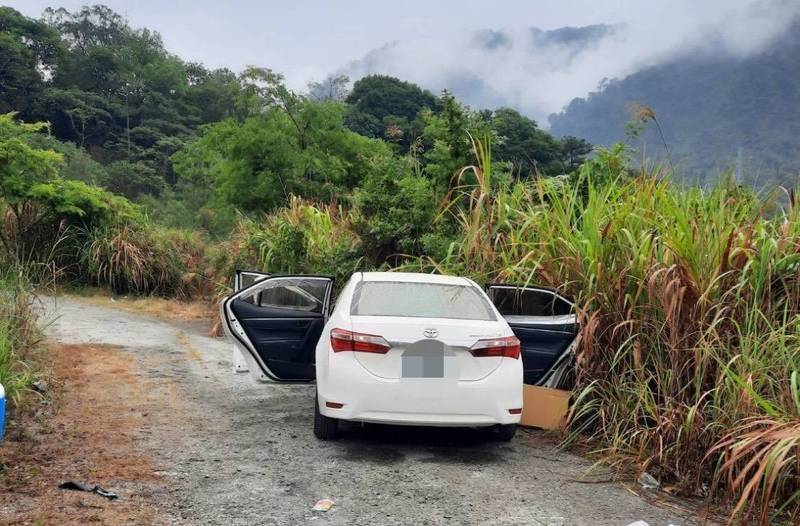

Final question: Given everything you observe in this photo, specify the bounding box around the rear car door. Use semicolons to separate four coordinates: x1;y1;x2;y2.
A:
486;284;578;387
222;275;334;382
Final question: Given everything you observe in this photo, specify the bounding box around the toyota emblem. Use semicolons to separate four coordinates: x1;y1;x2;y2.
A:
423;328;439;339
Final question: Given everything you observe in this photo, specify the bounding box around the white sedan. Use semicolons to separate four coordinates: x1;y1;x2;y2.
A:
221;271;577;440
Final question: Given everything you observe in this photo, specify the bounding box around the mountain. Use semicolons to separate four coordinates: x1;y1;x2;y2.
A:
341;24;617;123
549;21;800;186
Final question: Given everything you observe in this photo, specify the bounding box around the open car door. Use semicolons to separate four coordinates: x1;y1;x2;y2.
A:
222;275;334;382
486;284;578;388
231;270;270;372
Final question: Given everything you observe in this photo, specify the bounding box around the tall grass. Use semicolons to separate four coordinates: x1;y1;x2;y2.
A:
408;142;800;524
79;223;210;298
212;197;363;293
0;266;43;405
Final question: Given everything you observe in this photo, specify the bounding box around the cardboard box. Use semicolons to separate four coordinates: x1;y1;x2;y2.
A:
520;385;571;430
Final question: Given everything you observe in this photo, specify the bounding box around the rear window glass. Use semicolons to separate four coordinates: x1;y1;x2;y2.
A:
488;287;573;317
351;281;496;321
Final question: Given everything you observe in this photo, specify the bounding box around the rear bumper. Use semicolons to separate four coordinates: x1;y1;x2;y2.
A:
317;354;522;427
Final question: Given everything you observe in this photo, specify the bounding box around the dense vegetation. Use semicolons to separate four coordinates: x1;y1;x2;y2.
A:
549;19;800;187
0;5;588;238
2;4;800;524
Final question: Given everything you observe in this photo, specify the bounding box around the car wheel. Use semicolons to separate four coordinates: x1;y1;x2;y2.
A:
313;394;339;440
494;424;517;442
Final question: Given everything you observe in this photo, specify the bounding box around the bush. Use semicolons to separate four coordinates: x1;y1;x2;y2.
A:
79;223;207;298
213;198;363;291
352;154;438;262
0;268;41;406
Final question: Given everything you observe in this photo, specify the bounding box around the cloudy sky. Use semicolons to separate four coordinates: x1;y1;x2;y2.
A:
7;0;800;122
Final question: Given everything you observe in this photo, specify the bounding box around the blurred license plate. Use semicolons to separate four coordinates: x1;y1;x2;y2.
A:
402;344;444;378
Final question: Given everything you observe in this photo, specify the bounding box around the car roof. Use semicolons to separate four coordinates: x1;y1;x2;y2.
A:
358;272;473;286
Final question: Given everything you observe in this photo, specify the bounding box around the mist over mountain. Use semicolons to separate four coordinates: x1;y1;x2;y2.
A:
341;24;618;123
549;19;800;185
338;0;800;128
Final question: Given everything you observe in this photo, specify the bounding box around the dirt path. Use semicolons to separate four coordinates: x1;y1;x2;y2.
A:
3;295;705;525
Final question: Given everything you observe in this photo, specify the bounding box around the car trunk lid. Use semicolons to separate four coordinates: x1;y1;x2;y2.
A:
349;316;505;381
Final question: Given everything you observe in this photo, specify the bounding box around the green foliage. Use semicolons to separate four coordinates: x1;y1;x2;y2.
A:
77;219;210;298
1;5;588;215
0;268;40;406
215;199;362;286
26;133;108;184
27;178;140;227
0;6;244;199
0;7;62;117
491;107;571;177
103;160;164;198
352;154;437;259
394;142;800;524
344;75;439;147
0;113;63;204
175;98;392;213
420;92;495;191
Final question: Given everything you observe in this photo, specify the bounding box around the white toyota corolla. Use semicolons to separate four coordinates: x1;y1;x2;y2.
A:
222;271;577;441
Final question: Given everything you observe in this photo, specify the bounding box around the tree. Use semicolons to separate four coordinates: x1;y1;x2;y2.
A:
173;93;392;213
344;75;439;149
0;113;137;261
0;8;63;117
420;91;493;190
104;160;163;198
308;74;350;102
352;154;437;261
558;136;592;173
0;114;62;216
490;107;562;177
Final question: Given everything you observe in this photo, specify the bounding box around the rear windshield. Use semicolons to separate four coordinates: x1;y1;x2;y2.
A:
351;281;496;321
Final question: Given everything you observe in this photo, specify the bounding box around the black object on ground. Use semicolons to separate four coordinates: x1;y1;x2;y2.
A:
59;481;119;500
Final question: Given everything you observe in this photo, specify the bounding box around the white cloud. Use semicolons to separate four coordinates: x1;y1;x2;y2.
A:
339;0;800;123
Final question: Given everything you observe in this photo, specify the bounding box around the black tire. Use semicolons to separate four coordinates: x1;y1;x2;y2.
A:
494;424;517;442
313;395;339;440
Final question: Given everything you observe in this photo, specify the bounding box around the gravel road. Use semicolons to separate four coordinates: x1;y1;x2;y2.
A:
42;295;700;526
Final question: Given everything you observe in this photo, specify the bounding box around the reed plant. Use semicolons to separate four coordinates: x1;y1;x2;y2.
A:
0;265;43;405
412;140;800;524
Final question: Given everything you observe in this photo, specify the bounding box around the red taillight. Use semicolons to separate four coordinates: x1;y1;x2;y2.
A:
470;336;521;359
330;328;391;354
326;401;344;409
508;408;523;415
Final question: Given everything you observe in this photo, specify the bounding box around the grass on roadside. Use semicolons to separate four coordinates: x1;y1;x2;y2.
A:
0;266;43;406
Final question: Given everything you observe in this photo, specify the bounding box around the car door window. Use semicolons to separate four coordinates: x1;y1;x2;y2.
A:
236;270;270;304
489;286;573;318
487;284;577;386
258;279;325;313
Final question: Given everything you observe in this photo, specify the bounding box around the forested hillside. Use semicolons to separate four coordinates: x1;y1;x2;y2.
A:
0;5;589;237
549;19;800;186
